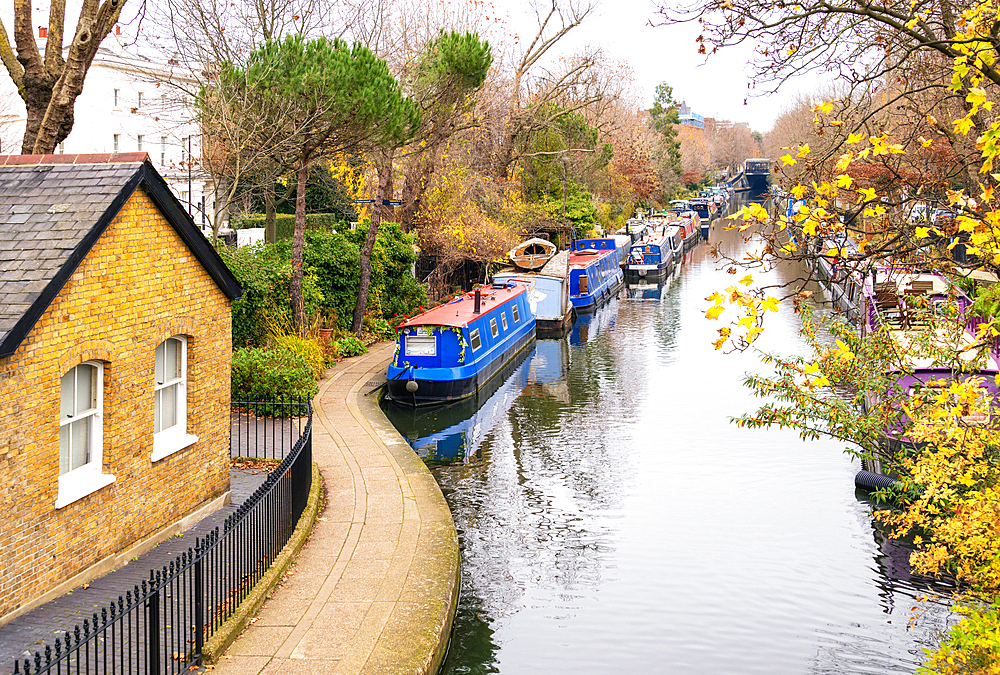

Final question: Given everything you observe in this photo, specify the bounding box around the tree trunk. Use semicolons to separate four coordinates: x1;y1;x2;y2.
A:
264;186;277;244
400;154;434;232
352;151;392;336
290;154;309;335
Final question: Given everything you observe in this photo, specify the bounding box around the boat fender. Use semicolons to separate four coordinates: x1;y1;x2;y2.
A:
405;379;418;393
854;469;900;492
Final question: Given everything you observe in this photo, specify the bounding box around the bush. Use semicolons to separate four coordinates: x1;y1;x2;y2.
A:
344;221;426;320
271;334;325;378
230;213;344;240
364;315;395;341
335;335;367;357
231;347;319;403
221;243;324;348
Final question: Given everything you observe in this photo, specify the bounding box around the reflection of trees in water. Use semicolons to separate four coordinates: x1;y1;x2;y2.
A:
432;313;645;634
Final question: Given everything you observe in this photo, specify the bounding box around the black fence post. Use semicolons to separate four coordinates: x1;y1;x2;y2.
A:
194;552;204;663
147;575;161;675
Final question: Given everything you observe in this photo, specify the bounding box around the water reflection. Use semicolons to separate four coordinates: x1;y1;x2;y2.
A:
390;216;957;675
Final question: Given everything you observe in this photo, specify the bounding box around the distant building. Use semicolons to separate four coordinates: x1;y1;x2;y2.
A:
678;101;705;130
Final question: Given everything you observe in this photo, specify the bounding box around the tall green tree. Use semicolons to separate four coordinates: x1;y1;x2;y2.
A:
228;35;420;332
648;82;682;177
396;30;493;230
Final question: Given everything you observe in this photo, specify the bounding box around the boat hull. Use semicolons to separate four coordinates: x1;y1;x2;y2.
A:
536;311;574;338
385;329;536;406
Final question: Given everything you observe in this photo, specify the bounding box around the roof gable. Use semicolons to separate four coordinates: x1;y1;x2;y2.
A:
0;154;242;358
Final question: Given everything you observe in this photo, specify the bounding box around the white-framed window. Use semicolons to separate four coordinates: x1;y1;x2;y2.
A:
152;336;198;461
113;134;119;153
490;318;498;338
137;135;143;151
161;136;167;166
57;361;115;508
137;92;143;109
501;312;508;331
58;142;64;154
113;88;119;107
469;328;482;351
512;305;520;323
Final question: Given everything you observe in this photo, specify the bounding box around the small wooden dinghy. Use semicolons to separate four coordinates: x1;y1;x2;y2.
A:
509;237;556;270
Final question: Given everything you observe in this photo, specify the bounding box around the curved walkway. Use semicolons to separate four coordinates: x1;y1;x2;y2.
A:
213;343;460;675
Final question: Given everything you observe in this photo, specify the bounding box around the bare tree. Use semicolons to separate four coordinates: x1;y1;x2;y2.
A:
0;0;129;153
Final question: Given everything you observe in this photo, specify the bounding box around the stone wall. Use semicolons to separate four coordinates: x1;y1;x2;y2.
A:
0;186;232;618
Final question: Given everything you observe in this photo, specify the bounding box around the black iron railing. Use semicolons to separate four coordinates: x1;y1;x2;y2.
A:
13;396;313;675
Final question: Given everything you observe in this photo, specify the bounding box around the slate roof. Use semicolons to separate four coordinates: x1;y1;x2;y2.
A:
0;154;242;358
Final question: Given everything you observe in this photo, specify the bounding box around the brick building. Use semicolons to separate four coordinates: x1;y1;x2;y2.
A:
0;154;242;623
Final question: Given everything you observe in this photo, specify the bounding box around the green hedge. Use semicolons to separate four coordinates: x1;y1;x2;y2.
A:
231;347;320;402
231;213;344;240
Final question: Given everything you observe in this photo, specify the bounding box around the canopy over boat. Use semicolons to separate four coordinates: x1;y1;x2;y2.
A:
510;237;557;270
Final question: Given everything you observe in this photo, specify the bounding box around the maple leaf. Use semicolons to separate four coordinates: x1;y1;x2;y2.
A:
836;174;853;188
796;144;811;157
847;132;866;144
780;154;797;166
705;305;724;320
834;153;853;171
739;274;754;286
762;297;779;312
954;116;975;135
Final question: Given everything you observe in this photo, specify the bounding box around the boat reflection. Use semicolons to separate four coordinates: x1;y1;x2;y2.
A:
624;270;677;301
569;296;620;346
381;339;571;465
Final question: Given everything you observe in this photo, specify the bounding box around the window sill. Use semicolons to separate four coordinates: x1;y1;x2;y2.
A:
55;471;116;509
151;432;198;463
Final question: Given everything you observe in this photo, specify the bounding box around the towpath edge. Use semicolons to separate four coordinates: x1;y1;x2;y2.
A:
211;342;460;675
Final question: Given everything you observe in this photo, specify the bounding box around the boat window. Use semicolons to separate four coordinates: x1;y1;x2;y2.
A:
579;275;589;295
405;335;436;357
470;329;481;351
501;312;508;330
490;318;499;338
512;305;520;322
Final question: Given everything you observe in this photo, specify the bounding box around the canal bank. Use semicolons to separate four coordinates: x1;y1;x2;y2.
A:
212;343;459;675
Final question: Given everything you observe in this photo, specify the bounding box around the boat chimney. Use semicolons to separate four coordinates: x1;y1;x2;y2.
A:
474;289;481;313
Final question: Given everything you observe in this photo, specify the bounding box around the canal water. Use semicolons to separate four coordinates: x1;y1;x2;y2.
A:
382;224;956;674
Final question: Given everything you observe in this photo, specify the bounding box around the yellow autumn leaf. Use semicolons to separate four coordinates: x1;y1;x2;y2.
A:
762;296;779;312
796;144;811;158
791;184;809;199
857;187;878;203
738;316;756;330
739;274;754;286
915;226;932;238
780;154;797;166
830;120;844;126
847;132;866;144
919;137;933;147
812;101;834;115
705;305;724;320
705;292;725;304
954;116;975;135
836;174;853;188
834;152;853;171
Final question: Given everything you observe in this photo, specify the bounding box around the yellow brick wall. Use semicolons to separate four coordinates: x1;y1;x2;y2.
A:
0;187;232;617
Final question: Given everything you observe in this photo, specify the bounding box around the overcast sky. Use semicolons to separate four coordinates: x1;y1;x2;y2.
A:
490;0;818;133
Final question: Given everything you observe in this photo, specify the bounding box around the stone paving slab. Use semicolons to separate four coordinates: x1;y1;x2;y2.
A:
0;468;267;668
212;343;460;675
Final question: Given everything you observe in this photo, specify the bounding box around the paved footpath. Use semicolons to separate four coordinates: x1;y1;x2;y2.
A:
212;342;460;675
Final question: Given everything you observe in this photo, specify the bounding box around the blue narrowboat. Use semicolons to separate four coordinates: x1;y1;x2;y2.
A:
568;247;624;313
493;250;573;337
625;226;680;280
385;280;536;406
573;236;632;267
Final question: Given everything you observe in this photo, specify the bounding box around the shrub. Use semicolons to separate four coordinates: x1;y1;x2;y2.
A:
335;335;367;357
364;315;395;341
271;334;325;378
231;347;319;403
344;221;426;320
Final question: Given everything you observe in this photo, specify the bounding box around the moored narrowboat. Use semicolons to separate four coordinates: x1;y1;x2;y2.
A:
569;247;624;313
573;236;631;267
627;225;682;280
674;212;701;249
385;280;537;406
493;249;573;337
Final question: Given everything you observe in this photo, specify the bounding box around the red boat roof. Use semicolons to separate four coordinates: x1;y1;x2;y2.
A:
568;248;616;269
398;284;528;329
